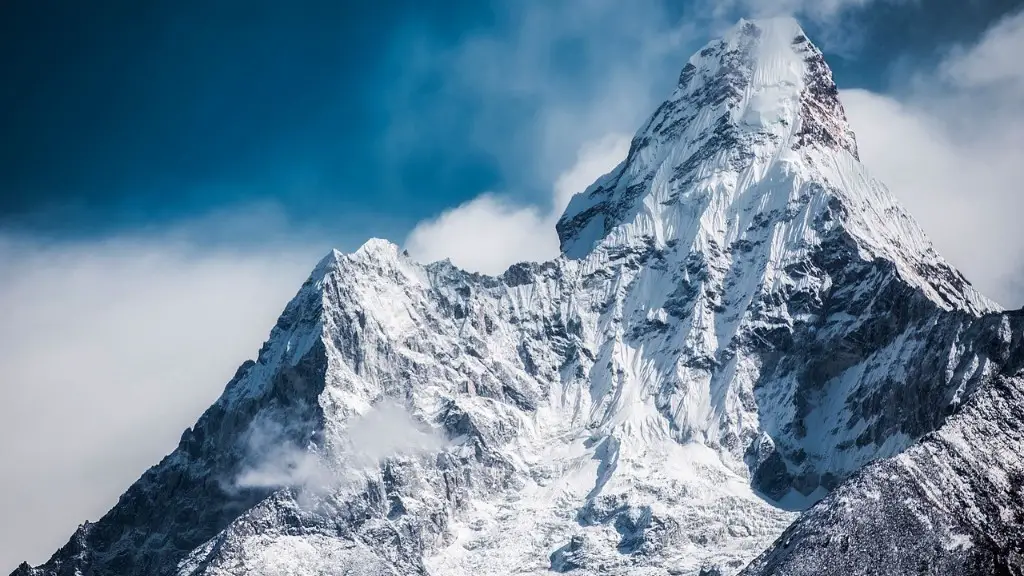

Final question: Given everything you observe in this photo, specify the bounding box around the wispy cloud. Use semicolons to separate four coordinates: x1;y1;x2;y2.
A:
233;400;447;498
384;0;696;202
709;0;898;21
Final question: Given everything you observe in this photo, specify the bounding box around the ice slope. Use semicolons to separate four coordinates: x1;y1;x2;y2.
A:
12;16;1022;576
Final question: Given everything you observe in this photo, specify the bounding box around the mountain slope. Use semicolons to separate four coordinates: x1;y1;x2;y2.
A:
743;312;1024;575
13;17;1023;576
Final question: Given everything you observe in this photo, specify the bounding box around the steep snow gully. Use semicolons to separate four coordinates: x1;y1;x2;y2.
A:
14;16;1024;576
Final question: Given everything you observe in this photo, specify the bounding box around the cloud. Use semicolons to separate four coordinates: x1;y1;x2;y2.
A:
0;214;325;569
341;400;448;468
404;195;555;274
404;133;630;274
382;0;901;197
232;418;328;493
714;0;884;20
383;0;696;203
939;7;1024;90
233;401;447;499
842;7;1024;306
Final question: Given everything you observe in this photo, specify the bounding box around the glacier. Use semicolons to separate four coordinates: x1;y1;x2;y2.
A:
12;16;1024;576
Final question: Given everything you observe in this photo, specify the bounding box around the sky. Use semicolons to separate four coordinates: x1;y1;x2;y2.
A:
1;0;1023;570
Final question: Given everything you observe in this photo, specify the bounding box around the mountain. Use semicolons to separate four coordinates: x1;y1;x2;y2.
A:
13;16;1023;576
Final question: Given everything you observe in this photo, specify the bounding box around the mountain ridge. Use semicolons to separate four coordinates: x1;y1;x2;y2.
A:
13;16;1023;576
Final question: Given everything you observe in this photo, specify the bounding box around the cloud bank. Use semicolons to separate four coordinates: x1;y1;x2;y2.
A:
0;218;323;568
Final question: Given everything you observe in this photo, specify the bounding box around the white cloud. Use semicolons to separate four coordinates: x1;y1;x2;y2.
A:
843;8;1024;306
341;400;447;468
694;0;904;54
232;418;328;493
233;400;446;497
404;133;630;274
940;8;1024;90
0;220;324;569
404;195;555;274
704;0;902;25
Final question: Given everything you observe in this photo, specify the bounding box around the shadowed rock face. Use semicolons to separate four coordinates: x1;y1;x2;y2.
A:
13;17;1024;576
743;315;1024;575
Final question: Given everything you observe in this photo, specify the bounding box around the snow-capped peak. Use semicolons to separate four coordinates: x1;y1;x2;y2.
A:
556;17;858;260
353;237;402;261
700;17;857;156
555;15;992;313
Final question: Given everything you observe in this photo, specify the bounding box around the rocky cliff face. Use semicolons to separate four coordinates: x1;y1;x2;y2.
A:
743;311;1024;575
13;17;1023;576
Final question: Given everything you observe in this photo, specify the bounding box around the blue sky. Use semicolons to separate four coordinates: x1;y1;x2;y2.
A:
1;0;1020;243
2;1;1024;569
